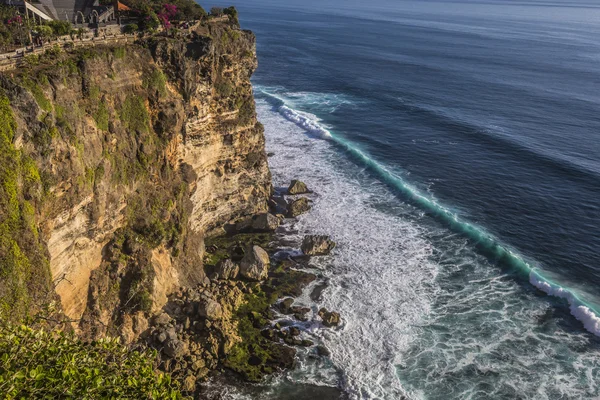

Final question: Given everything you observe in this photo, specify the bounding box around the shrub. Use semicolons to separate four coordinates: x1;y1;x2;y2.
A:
0;323;184;399
46;20;72;37
223;6;239;24
124;23;139;34
210;7;223;16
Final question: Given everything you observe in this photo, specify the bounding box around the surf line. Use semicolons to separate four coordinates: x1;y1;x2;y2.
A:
257;87;600;337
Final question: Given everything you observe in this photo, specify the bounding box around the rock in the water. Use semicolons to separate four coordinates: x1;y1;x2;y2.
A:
197;297;223;321
239;245;270;281
215;259;239;280
251;213;280;232
279;297;294;314
301;235;336;256
318;308;341;327
317;345;331;357
286;197;311;218
287;180;310;195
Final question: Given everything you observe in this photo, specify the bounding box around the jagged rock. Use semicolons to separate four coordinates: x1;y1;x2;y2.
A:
183;374;197;392
197;297;223;321
251;213;280;232
272;344;297;369
268;195;288;214
318;308;341;327
289;327;300;337
286;197;311;218
214;259;239;280
153;312;171;326
279;298;294;314
317;345;331;357
287;180;310;195
164;338;188;358
236;213;280;233
301;235;336;256
300;340;314;347
239;245;270;281
290;306;310;322
261;328;278;341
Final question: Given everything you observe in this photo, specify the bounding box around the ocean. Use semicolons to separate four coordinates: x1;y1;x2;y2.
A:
209;0;600;398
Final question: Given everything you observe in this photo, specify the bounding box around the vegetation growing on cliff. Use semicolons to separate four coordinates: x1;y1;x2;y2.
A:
0;323;184;399
0;92;52;321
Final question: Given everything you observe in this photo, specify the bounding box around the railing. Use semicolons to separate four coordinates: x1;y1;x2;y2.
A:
0;32;137;72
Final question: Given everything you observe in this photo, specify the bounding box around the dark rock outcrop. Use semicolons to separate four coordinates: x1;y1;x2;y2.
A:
287;197;311;217
318;308;341;327
287;180;310;195
301;235;336;256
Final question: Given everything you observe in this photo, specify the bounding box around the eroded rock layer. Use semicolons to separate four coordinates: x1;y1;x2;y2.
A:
0;19;271;334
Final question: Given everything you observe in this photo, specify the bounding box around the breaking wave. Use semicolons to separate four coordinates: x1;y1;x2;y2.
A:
257;87;600;339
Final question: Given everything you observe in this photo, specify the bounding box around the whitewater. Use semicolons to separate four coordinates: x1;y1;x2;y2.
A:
251;87;600;399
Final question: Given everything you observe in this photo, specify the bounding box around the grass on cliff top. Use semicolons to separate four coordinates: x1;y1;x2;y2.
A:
0;323;185;399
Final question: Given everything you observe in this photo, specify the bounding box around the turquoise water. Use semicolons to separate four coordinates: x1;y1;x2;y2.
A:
210;1;600;398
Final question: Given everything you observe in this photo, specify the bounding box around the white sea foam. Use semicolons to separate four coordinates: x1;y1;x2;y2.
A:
278;105;333;139
258;97;438;399
257;89;600;399
530;272;600;336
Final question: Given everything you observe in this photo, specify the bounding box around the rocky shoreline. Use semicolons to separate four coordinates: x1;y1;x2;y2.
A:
139;179;344;398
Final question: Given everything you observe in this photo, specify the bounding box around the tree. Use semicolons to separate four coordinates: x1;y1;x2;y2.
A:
223;6;238;25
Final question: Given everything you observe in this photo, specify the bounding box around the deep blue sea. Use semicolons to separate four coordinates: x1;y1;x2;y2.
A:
208;1;600;398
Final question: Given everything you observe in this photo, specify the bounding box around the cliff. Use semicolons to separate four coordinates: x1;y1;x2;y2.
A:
0;20;271;334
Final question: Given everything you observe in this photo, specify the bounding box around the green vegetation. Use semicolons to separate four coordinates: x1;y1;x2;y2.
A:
94;99;109;131
224;288;278;381
215;78;234;98
46;20;73;37
204;233;273;267
113;46;126;59
125;0;206;21
0;323;184;399
223;6;239;25
144;69;168;97
120;95;150;134
22;77;52;112
124;23;139;34
0;92;51;321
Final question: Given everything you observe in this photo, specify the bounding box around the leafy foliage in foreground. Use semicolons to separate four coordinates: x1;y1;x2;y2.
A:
0;324;184;399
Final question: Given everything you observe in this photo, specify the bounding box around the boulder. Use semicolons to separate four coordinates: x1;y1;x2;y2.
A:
183;374;197;392
251;213;280;232
214;259;239;280
235;213;280;233
268;195;288;215
317;345;331;357
286;197;311;218
301;235;336;256
239;245;270;281
163;338;188;358
318;308;341;327
287;180;310;195
279;297;294;314
197;297;223;321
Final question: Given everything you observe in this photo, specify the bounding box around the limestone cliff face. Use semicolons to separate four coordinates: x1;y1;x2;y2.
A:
0;20;271;332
